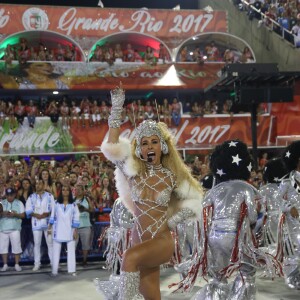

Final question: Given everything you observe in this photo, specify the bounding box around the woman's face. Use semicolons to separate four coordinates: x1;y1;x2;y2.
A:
61;186;70;197
102;178;109;188
140;135;162;165
41;170;49;180
22;180;30;190
28;63;53;76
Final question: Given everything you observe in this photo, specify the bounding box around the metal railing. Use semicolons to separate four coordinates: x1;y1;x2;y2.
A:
237;0;299;48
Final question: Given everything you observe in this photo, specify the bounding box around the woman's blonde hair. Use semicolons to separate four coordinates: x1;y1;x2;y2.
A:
131;121;202;192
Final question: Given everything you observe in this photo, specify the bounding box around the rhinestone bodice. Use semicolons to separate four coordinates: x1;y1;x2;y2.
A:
115;160;176;242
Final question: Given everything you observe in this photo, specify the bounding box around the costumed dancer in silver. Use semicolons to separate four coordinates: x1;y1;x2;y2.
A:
258;158;288;256
277;140;300;289
175;140;282;299
95;198;134;299
173;173;215;280
95;84;203;300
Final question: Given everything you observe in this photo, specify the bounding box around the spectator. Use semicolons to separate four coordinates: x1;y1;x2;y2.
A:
100;100;109;123
25;180;55;271
48;184;80;277
60;99;70;130
18;38;30;64
223;49;234;63
160;98;171;126
191;102;203;117
239;46;254;63
74;184;93;267
137;99;145;123
123;43;134;62
14;99;26;126
3;44;16;66
39;169;57;199
0;188;25;272
80;97;91;128
26;100;38;128
171;97;181;126
292;19;300;47
205;41;219;61
133;49;143;62
114;43;123;61
144;45;156;65
91;100;101;127
70;100;81;128
144;100;154;120
18;178;34;259
158;43;170;62
46;101;60;126
179;46;188;62
55;43;65;61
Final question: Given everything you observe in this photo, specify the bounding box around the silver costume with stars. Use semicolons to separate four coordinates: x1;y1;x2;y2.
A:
192;180;259;300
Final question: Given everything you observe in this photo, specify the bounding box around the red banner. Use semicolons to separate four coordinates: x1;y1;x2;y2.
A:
0;5;227;45
0;114;276;155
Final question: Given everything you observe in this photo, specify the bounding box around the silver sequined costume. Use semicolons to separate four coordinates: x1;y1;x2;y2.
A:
259;182;282;252
99;137;202;299
277;171;300;289
192;180;260;300
94;199;134;300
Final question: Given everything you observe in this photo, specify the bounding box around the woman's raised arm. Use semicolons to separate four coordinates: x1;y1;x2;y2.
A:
107;84;125;143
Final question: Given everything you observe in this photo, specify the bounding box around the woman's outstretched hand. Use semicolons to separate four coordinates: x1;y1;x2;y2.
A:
110;82;125;108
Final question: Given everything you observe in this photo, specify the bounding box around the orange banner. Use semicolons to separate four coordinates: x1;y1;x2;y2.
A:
0;5;227;42
0;115;276;155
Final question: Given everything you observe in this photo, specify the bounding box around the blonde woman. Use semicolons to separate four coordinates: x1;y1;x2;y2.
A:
96;85;203;299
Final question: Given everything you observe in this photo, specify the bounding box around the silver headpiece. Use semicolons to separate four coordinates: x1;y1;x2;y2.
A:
134;120;169;159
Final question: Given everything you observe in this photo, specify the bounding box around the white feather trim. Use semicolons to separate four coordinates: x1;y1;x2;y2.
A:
115;168;135;214
123;156;139;177
101;137;131;163
175;180;203;219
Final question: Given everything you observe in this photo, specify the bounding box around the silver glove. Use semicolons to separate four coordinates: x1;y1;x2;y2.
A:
108;85;125;128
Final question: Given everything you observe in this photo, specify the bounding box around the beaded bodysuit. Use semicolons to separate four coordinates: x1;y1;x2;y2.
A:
116;160;176;242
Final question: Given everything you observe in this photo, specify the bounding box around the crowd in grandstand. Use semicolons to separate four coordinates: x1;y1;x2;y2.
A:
234;0;300;47
0;95;266;132
3;38;79;64
2;36;257;66
0;142;275;273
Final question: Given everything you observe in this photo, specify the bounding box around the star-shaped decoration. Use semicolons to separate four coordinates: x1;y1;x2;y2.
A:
228;141;238;147
285;151;291;158
232;154;242;166
247;162;253;172
216;169;226;176
274;177;280;182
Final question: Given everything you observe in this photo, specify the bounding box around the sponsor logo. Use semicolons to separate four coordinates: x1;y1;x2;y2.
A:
22;7;49;30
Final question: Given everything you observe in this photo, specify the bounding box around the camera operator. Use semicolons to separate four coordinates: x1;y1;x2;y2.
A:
74;184;93;267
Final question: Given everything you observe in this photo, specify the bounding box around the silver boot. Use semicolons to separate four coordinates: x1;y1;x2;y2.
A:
118;270;144;300
94;275;120;300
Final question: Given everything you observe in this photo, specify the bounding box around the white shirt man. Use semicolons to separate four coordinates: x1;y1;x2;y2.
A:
26;180;55;271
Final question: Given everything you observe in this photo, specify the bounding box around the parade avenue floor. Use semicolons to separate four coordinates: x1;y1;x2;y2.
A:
0;262;299;300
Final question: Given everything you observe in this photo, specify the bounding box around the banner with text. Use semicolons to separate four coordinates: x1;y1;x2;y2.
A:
0;5;227;42
0;115;276;155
